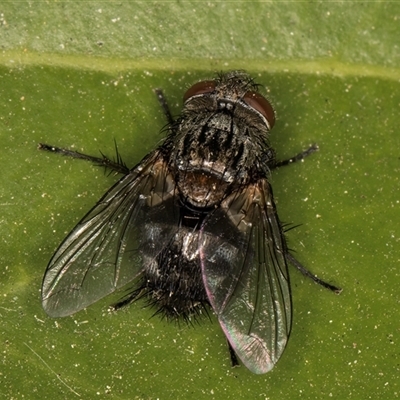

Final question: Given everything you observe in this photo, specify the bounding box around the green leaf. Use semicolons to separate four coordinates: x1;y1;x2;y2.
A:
1;2;399;399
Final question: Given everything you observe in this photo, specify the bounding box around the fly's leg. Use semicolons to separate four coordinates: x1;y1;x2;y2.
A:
286;253;342;293
274;144;319;168
38;140;130;175
39;90;173;174
154;88;175;126
228;341;240;368
273;143;342;293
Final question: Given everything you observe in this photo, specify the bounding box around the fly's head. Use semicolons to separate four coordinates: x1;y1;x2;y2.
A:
183;71;275;131
168;71;276;208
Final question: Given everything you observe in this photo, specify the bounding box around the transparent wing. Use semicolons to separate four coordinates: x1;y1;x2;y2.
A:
42;151;179;317
199;180;291;374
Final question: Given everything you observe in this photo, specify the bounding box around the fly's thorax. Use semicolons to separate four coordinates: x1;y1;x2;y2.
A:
168;106;274;208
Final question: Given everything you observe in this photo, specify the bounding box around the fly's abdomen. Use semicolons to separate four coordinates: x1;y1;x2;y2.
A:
140;228;208;319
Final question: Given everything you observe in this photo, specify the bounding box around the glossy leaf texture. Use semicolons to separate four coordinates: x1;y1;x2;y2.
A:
1;2;399;399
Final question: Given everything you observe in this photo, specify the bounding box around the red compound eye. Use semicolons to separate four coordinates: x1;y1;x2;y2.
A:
243;91;275;128
183;80;216;102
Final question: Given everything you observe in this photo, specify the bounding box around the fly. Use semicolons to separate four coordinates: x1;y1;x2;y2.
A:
39;71;341;374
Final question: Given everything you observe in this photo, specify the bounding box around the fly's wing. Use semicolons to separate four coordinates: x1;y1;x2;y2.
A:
42;151;179;317
199;180;291;374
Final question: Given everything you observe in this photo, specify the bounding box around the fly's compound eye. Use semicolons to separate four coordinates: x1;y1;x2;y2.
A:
183;80;216;102
243;91;275;129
